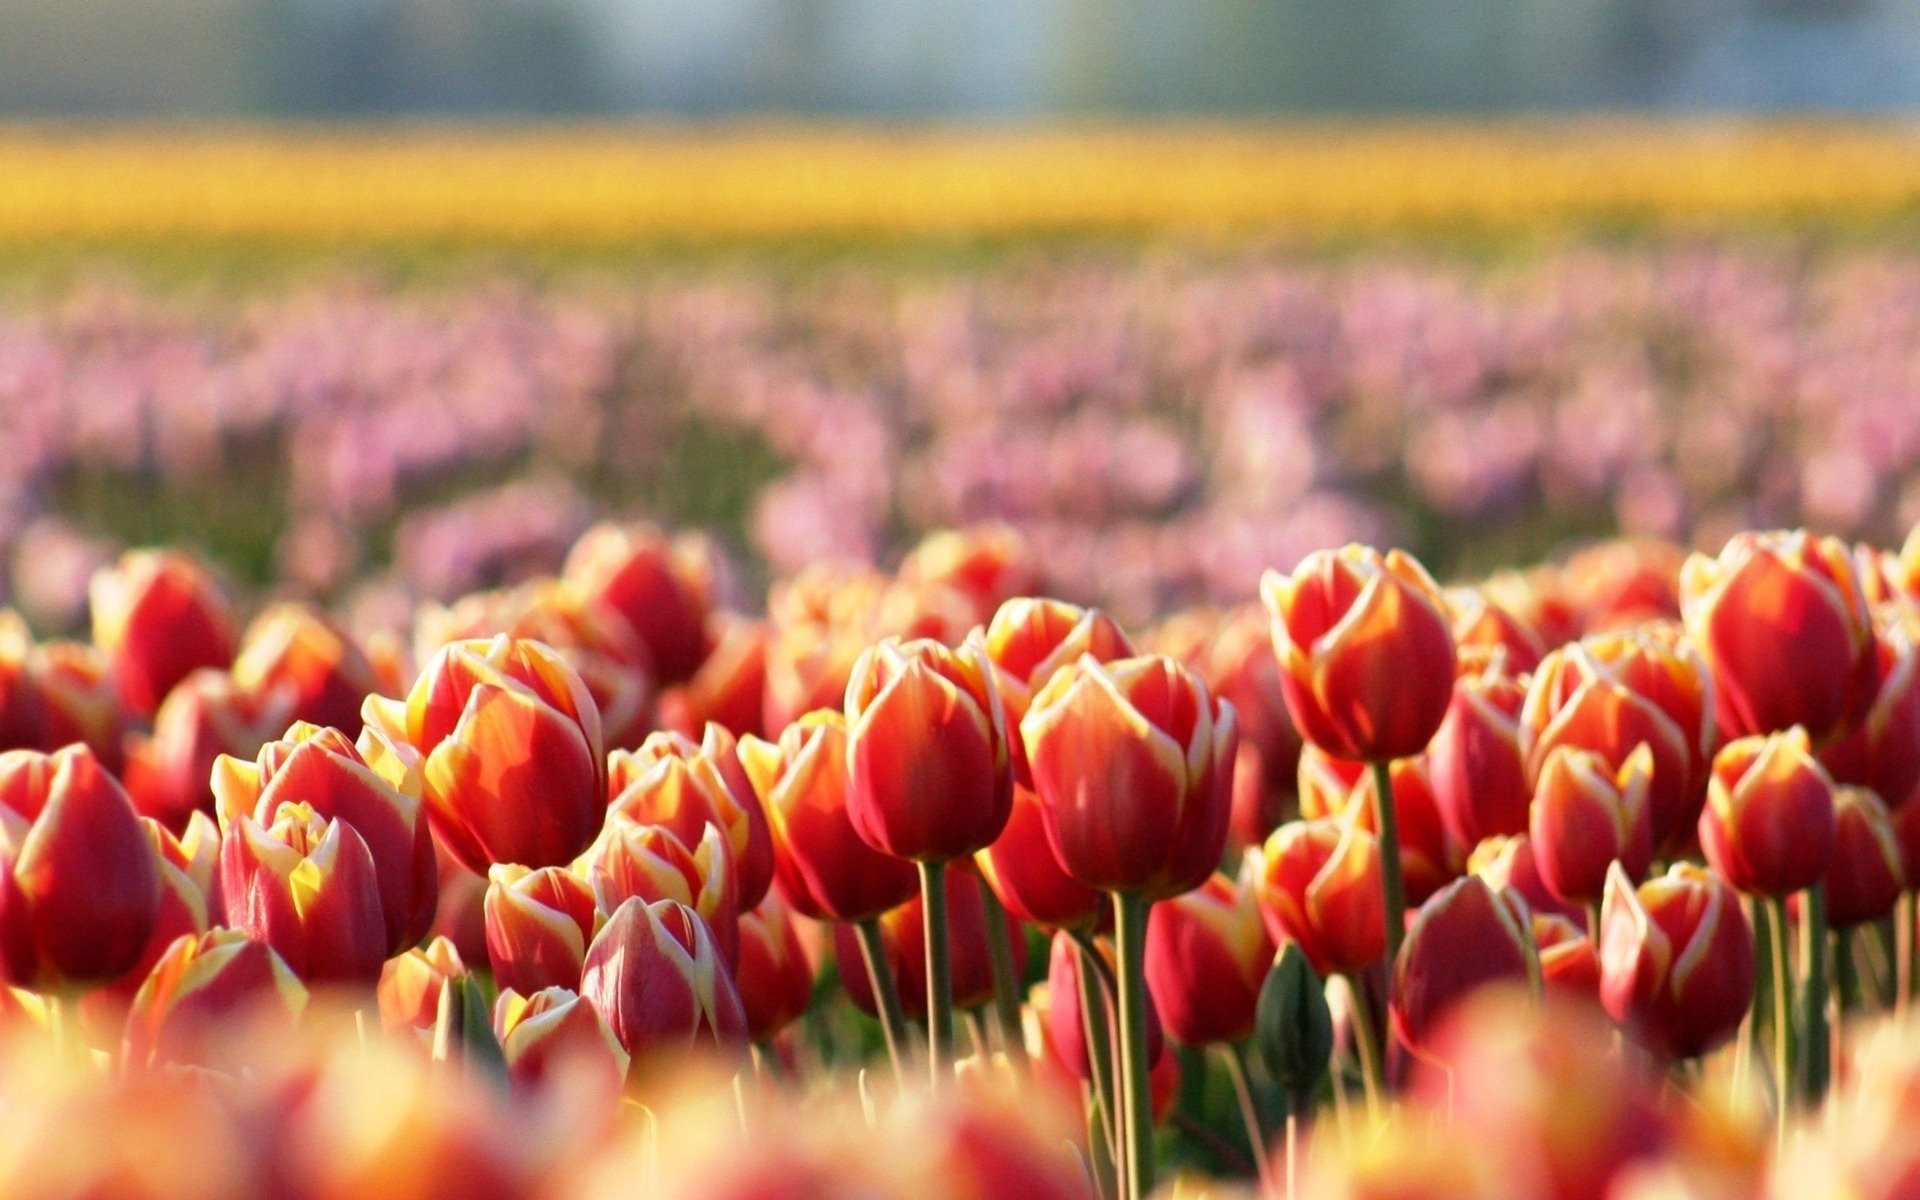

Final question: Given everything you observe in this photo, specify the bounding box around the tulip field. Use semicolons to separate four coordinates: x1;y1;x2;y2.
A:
11;127;1920;1200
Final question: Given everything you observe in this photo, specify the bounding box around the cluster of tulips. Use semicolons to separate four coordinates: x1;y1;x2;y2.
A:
8;512;1920;1198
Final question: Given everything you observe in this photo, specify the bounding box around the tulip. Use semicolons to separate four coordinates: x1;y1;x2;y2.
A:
219;801;388;985
899;523;1045;623
1823;786;1905;930
734;892;814;1043
578;818;739;969
1251;818;1386;978
1298;746;1460;905
976;783;1104;930
231;603;383;734
1390;876;1537;1060
563;522;713;685
1699;727;1837;899
363;635;607;873
1819;613;1920;811
1449;586;1548;673
1563;536;1688;630
1519;629;1714;855
608;724;773;910
985;596;1135;782
0;745;161;989
122;929;307;1071
1533;913;1600;997
579;896;746;1063
90;549;237;718
25;640;130;770
834;866;1022;1021
484;864;599;997
430;847;489;970
1467;833;1581;924
1254;941;1336;1106
1144;869;1273;1045
494;985;629;1092
123;669;293;834
97;812;221;1013
379;936;467;1033
763;620;869;735
1681;530;1878;743
1530;743;1654;912
1598;861;1754;1060
657;614;768;741
213;722;439;954
1429;654;1532;847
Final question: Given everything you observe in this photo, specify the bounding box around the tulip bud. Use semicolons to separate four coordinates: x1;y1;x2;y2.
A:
1467;833;1581;924
739;710;918;924
123;929;307;1070
1255;941;1335;1101
89;549;237;717
563;522;712;685
1819;614;1920;811
579;817;739;969
1144;870;1272;1045
231;603;383;734
123;669;293;834
899;524;1045;623
484;864;599;996
1599;862;1754;1059
1251;818;1386;977
219;802;388;985
1391;876;1537;1059
1023;653;1236;898
1533;913;1600;997
0;745;161;989
985;597;1135;784
1681;530;1878;743
213;722;439;954
734;892;814;1042
495;985;629;1091
1824;786;1906;929
845;634;1013;862
976;783;1104;930
1519;629;1714;855
379;936;467;1033
1429;655;1532;847
1698;727;1837;898
363;635;607;873
1299;746;1461;904
1448;587;1548;674
1530;743;1654;907
835;867;1020;1021
579;897;746;1059
657;614;768;741
1261;544;1457;762
608;724;773;910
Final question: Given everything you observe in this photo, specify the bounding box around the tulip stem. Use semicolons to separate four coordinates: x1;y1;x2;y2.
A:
1798;884;1830;1105
1835;928;1862;1016
1112;890;1157;1200
920;859;954;1090
1221;1043;1274;1192
853;917;911;1088
1072;933;1123;1197
1340;972;1384;1120
1367;759;1407;967
1587;900;1604;948
1767;895;1793;1145
1900;893;1915;1020
979;886;1028;1067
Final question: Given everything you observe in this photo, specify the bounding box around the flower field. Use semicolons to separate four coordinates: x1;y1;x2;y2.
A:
9;123;1920;1200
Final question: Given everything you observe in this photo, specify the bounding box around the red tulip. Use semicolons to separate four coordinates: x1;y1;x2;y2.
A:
1562;537;1688;631
1533;913;1601;997
231;603;383;735
378;936;467;1033
1530;744;1654;908
1429;654;1532;847
763;619;869;735
123;669;292;833
1298;747;1461;905
1023;654;1236;898
1698;727;1836;898
563;522;713;686
1449;586;1548;673
1467;833;1581;924
213;722;439;954
1261;545;1456;762
363;635;606;874
608;724;773;910
1598;862;1754;1059
734;891;815;1042
90;549;237;718
25;640;129;770
1251;818;1386;977
657;614;768;741
845;635;1013;863
1824;785;1906;929
484;863;599;997
1391;875;1537;1059
1681;529;1878;743
100;812;221;1007
976;783;1103;930
219;801;387;985
738;710;917;924
494;985;629;1091
579;897;746;1058
578;818;739;969
0;745;161;989
898;524;1045;623
985;596;1135;784
835;867;1021;1020
1041;930;1162;1083
122;929;306;1071
1144;869;1272;1045
1820;613;1920;811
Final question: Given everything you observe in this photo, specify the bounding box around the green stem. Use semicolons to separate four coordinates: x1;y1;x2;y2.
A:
1072;934;1121;1199
1768;896;1793;1145
920;859;953;1090
1113;891;1157;1200
853;917;911;1088
979;885;1028;1067
1221;1043;1274;1192
1835;927;1863;1016
1368;759;1407;967
1798;884;1830;1104
1341;973;1384;1119
1587;899;1604;948
1901;893;1916;1020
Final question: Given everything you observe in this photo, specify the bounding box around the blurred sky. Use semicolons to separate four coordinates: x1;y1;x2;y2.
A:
3;0;1920;115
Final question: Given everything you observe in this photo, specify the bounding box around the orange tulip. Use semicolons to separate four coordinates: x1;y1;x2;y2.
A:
984;596;1135;783
563;522;713;685
1023;653;1236;898
577;818;738;969
494;985;629;1091
608;724;773;910
579;896;746;1058
975;782;1103;930
1390;876;1536;1059
1598;862;1754;1060
1428;653;1532;847
734;891;814;1043
483;863;599;997
378;936;467;1033
1824;785;1906;930
1699;727;1836;898
101;811;221;1006
123;669;291;834
1562;536;1688;631
0;745;161;989
219;801;388;985
1144;868;1272;1045
1298;747;1461;905
1681;529;1878;743
122;928;307;1071
1261;544;1456;762
231;603;383;734
1532;913;1600;997
1467;833;1581;924
89;549;237;718
1448;586;1548;674
1251;818;1386;977
1530;743;1654;908
657;613;768;741
844;635;1013;863
18;638;129;770
1820;612;1920;811
898;523;1045;624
